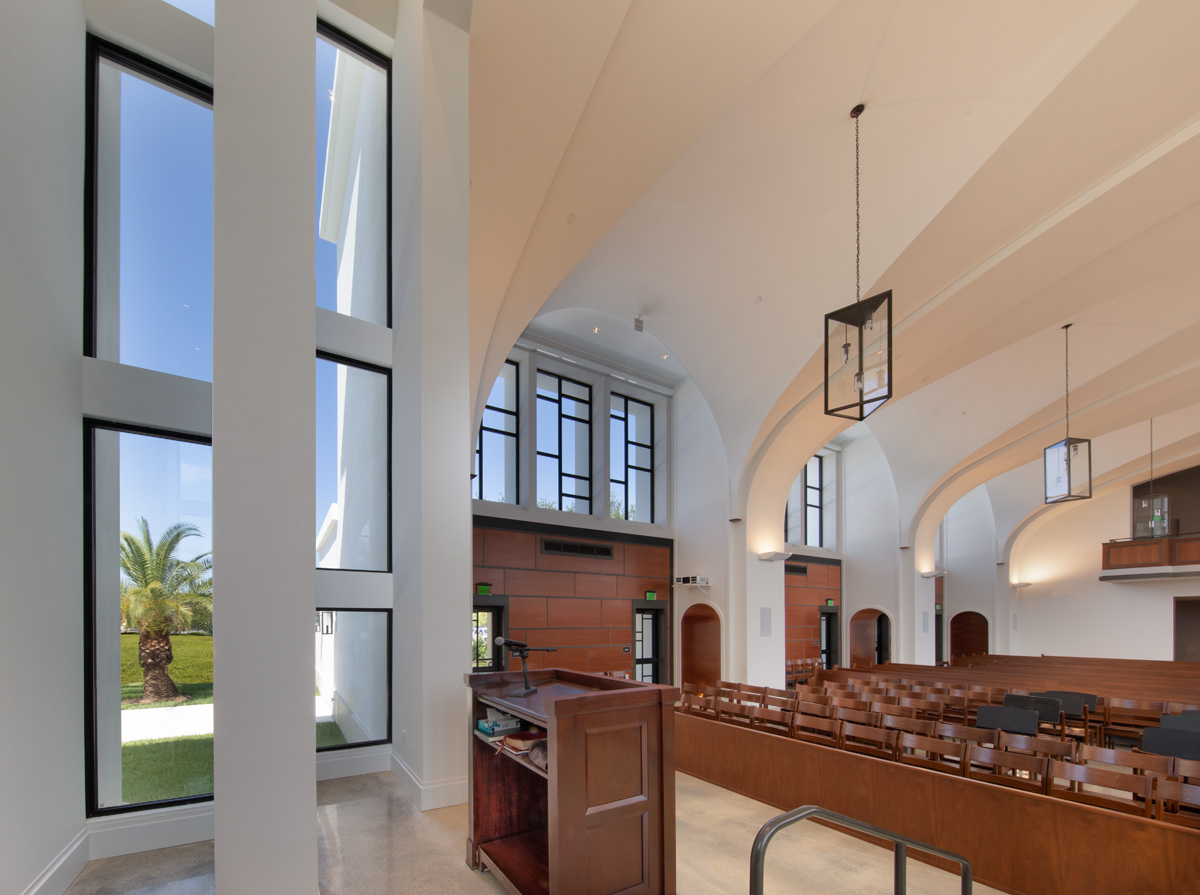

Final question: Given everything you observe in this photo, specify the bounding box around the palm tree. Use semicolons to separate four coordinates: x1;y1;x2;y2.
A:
119;518;213;703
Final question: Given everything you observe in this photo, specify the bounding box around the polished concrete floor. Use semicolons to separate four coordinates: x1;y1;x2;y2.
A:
65;771;997;895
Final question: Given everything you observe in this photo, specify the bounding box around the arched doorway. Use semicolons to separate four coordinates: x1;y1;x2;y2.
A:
680;603;720;687
848;609;890;668
950;611;989;660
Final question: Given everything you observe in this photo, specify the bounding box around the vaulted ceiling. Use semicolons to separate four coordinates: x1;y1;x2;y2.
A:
467;0;1200;539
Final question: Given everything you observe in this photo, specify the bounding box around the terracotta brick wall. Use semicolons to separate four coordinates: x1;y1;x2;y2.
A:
784;559;842;661
473;522;672;676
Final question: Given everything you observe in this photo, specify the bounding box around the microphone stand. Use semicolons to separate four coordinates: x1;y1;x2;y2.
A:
504;643;557;697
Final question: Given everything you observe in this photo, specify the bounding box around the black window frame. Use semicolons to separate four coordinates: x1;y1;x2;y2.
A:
84;419;215;818
474;359;519;504
315;19;394;329
314;606;393;753
609;391;655;523
785;454;824;547
535;370;592;514
315;350;394;573
84;35;214;364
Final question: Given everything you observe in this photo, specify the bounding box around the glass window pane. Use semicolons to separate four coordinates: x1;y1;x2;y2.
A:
315;358;389;570
536;455;559;509
562;378;589;401
472;438;481;500
491;361;518;412
563;419;589;476
163;0;214;23
536;371;557;397
807;507;822;547
480;430;516;504
627;400;652;444
93;429;214;810
630;445;652;470
315;610;390;748
95;59;212;381
536;396;559;454
482;407;516;434
609;420;625;482
315;36;388;325
610;484;627;519
631;470;652;523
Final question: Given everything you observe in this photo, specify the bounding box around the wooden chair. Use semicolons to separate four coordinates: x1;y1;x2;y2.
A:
939;694;970;725
1031;690;1098;744
676;692;704;715
899;697;945;722
714;698;754;727
1173;756;1200;785
1166;703;1200;715
882;714;936;738
731;688;767;707
750;704;793;737
1048;760;1154;817
1140;727;1200;762
841;722;898;761
831;696;872;712
965;744;1048;794
872;702;915;720
794;687;829;703
764;686;794;702
798;700;834;719
738;683;768;703
897;733;965;774
1104;698;1165;748
763;693;798;713
715;680;741;694
999;732;1077;764
792;714;842;748
935;721;999;749
977;705;1038;736
1077;743;1170;778
689;694;719;719
836;707;881;727
1155;778;1200;829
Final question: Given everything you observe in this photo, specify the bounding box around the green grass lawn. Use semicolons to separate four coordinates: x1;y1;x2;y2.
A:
317;721;348;748
121;633;213;708
122;734;213;804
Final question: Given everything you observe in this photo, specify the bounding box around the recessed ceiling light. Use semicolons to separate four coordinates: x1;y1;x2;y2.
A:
662;354;669;360
592;327;600;334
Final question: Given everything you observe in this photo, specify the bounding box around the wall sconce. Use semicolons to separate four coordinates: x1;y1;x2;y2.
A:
758;551;790;562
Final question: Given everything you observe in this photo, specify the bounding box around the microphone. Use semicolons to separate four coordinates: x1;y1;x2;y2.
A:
495;636;528;650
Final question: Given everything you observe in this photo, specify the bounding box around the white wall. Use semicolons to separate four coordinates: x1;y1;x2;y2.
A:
0;3;90;894
839;434;902;659
671;378;731;682
1011;488;1184;659
333;611;388;740
390;0;472;811
211;0;318;890
942;484;999;646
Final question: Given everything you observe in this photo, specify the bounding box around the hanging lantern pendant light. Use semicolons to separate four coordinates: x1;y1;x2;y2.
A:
1043;323;1092;503
825;103;893;420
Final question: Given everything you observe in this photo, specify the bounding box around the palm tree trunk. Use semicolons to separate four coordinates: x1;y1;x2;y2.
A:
139;629;180;702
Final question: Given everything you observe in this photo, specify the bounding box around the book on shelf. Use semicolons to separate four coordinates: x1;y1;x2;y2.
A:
502;729;546;754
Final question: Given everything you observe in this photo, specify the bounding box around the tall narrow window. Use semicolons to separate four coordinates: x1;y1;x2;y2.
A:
88;40;213;381
87;425;213;813
785;454;824;547
315;609;391;749
315;354;391;570
315;23;390;326
473;360;518;503
536;372;591;513
610;393;654;522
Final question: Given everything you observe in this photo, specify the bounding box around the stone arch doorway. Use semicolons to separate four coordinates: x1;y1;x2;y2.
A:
680;603;721;687
848;609;891;668
950;611;989;660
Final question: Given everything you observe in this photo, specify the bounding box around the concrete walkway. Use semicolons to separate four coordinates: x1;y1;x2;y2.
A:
120;694;330;742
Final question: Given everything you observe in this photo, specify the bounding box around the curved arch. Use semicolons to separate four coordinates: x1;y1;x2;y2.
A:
680;601;722;687
848;608;892;668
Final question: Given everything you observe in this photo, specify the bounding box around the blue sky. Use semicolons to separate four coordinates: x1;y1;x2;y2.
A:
114;38;343;558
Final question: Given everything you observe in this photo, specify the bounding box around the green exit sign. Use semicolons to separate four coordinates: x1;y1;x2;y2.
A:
644;591;657;600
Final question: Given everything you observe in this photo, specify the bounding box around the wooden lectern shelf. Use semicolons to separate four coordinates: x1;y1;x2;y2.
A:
465;668;678;895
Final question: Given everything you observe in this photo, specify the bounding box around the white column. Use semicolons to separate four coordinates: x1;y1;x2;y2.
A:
212;0;317;891
390;0;472;810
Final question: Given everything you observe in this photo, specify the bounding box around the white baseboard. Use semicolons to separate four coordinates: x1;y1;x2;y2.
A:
20;828;88;895
391;749;467;810
87;801;214;860
316;744;391;781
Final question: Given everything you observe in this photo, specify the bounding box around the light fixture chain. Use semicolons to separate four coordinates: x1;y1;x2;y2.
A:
1149;417;1154;490
1064;324;1070;441
855;112;861;302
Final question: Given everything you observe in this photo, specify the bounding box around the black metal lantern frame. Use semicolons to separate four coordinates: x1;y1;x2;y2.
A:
824;289;892;420
1044;436;1091;503
1043;323;1091;504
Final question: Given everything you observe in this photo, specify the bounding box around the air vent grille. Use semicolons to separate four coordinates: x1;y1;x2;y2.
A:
784;563;808;576
541;539;614;559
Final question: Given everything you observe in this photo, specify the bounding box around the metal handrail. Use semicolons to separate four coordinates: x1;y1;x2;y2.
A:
749;805;972;895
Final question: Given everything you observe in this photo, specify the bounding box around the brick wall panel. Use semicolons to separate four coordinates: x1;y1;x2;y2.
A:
547;598;603;628
505;568;575;597
575;573;617;599
483;529;536;569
